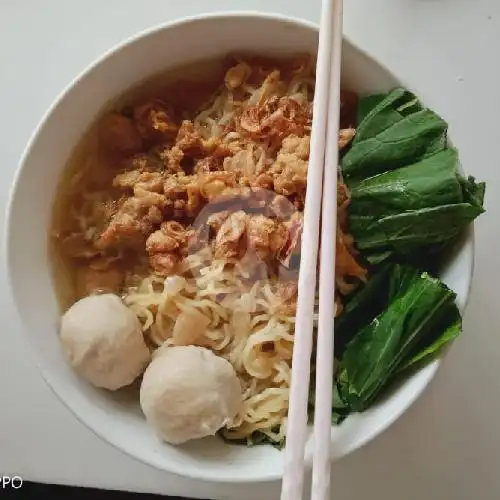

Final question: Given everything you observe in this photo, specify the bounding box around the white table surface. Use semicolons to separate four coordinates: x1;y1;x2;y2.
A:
1;0;499;498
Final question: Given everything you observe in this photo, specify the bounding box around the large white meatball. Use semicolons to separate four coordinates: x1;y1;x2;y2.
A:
140;345;242;445
60;293;150;390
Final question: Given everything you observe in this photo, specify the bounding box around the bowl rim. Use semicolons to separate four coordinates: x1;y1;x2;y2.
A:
5;10;475;483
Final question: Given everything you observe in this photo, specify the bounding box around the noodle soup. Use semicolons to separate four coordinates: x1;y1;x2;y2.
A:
51;54;364;447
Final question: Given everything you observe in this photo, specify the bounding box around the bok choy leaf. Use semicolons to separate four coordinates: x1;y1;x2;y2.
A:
344;133;485;263
333;266;461;415
341;88;448;179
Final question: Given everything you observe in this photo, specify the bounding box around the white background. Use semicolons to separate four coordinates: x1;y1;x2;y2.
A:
1;1;499;499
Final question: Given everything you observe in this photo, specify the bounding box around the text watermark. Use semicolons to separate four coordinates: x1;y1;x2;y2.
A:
0;476;23;489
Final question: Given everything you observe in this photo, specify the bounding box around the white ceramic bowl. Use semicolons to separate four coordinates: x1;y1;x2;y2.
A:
6;12;474;483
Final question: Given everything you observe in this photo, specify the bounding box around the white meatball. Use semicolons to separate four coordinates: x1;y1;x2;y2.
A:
140;345;242;445
60;294;150;390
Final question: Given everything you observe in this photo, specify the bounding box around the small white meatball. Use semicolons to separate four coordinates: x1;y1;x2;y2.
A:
60;293;150;390
140;345;242;445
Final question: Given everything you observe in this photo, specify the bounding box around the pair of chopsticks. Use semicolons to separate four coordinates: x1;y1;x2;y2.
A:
280;1;344;500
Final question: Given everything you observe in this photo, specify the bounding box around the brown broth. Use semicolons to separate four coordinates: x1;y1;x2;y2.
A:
50;57;229;310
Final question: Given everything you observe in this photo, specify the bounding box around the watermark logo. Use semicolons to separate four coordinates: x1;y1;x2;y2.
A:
188;188;303;285
0;476;23;489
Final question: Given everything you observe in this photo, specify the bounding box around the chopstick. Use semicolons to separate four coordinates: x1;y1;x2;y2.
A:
311;0;344;499
280;1;343;499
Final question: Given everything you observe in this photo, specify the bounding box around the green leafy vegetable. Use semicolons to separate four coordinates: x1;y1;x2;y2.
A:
219;429;285;449
356;93;387;124
327;88;486;424
335;264;417;356
319;87;486;428
348;149;462;217
344;138;485;264
398;305;461;373
333;266;461;414
353;204;482;264
341;88;448;179
461;175;486;211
